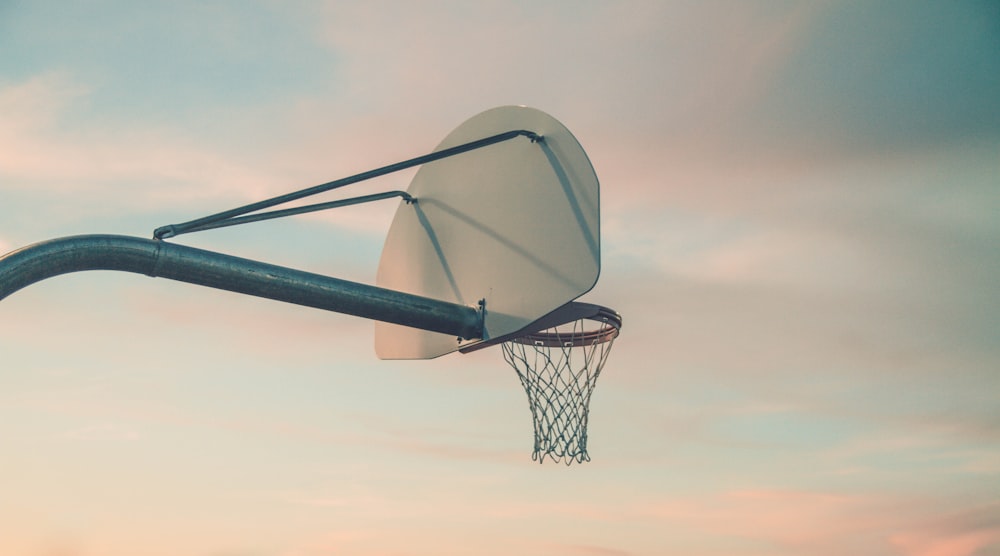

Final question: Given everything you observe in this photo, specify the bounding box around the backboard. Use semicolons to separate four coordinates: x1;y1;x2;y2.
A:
375;106;601;359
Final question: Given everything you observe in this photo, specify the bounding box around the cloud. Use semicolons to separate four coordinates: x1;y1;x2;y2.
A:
892;530;1000;556
314;1;827;148
626;220;871;290
0;71;90;128
0;71;412;240
889;503;1000;556
638;490;1000;555
0;73;279;200
601;139;1000;375
758;2;1000;150
552;544;632;556
64;422;140;441
3;5;998;556
958;451;1000;475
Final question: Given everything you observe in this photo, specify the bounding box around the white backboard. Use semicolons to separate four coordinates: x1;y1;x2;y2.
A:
375;106;600;359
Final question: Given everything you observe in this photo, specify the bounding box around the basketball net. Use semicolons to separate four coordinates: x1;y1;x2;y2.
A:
502;312;620;465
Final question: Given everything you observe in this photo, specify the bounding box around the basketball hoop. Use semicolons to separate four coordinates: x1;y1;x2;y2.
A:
0;105;621;469
501;303;621;465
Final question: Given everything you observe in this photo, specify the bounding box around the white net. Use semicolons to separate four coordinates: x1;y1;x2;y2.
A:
502;317;618;465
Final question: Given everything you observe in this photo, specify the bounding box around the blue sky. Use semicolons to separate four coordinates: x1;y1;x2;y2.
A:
2;2;999;555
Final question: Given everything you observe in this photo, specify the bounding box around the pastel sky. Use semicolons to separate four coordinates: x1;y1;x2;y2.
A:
2;2;999;555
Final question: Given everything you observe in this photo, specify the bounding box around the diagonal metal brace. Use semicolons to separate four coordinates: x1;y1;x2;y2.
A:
154;129;540;239
154;191;413;239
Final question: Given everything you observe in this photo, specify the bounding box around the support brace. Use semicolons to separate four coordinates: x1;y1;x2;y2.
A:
0;235;484;340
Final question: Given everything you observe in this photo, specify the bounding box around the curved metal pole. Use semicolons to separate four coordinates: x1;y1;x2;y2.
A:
0;235;483;340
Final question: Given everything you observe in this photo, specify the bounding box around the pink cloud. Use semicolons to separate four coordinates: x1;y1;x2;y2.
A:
889;504;1000;556
892;529;1000;556
549;544;632;556
0;77;385;240
665;227;874;290
637;490;1000;555
0;73;442;239
643;489;894;551
0;75;266;195
63;422;141;442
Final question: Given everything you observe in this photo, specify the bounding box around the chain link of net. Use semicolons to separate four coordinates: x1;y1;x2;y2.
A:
501;318;616;465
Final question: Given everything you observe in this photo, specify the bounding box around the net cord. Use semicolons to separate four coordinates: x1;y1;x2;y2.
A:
502;315;618;465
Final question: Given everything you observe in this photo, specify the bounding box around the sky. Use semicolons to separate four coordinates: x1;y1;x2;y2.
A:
1;1;999;555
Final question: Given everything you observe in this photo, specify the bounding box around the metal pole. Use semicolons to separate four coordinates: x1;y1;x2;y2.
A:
0;235;483;340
